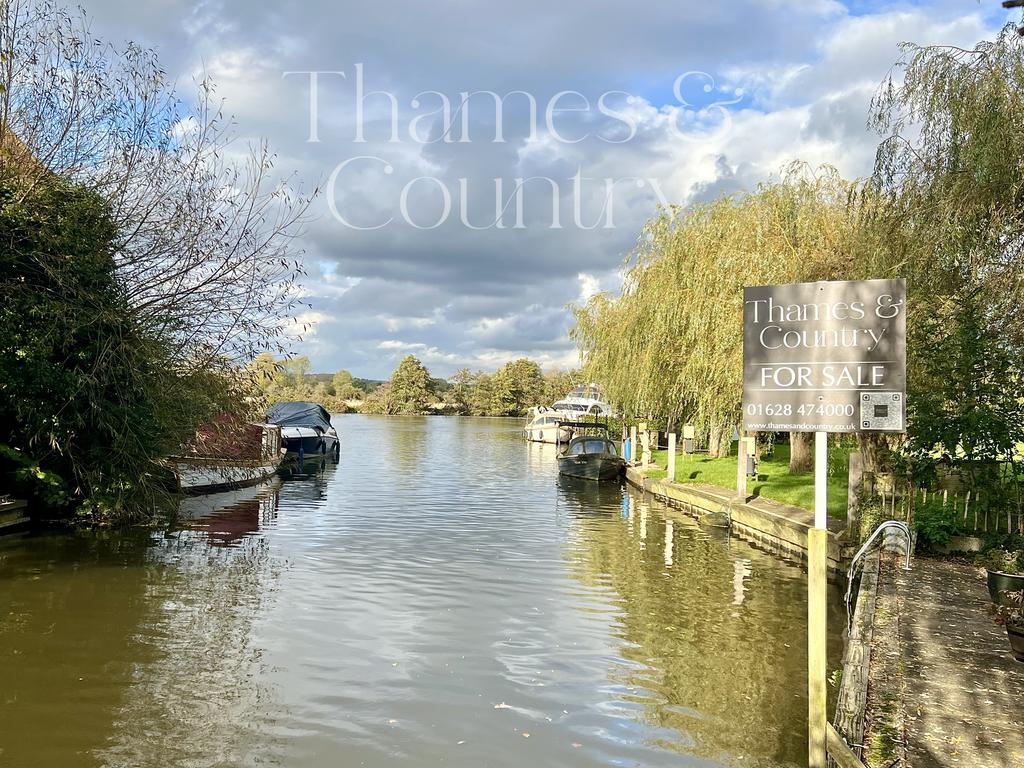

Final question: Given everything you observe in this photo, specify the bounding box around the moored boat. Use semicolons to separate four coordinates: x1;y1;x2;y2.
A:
550;384;613;418
524;406;575;443
167;420;286;495
557;431;625;481
266;401;340;459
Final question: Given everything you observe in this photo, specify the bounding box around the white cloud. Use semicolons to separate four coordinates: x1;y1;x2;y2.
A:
80;0;1007;378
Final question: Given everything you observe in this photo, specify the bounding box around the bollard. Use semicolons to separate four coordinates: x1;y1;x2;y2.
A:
667;433;677;482
629;425;638;464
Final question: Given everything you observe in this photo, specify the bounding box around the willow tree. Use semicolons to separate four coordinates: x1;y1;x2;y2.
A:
572;165;862;457
865;26;1024;487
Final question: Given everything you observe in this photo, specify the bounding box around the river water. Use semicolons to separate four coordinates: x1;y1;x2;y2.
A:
0;416;844;768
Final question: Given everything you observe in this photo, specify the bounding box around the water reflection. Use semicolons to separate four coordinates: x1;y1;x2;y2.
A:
183;482;281;546
562;482;845;767
0;416;843;768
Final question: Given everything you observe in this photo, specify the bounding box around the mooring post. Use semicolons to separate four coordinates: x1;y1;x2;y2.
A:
808;430;828;768
736;432;747;499
629;425;638;464
639;423;650;468
667;433;676;482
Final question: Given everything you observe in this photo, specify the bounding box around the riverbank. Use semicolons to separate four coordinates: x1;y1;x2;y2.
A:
645;444;850;520
624;465;846;570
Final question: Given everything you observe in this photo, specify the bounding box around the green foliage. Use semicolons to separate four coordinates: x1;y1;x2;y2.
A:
571;166;862;450
362;355;432;415
912;502;961;550
331;369;361;401
868;28;1024;501
976;548;1024;575
489;359;545;416
389;355;432;414
250;353;354;413
0;174;237;521
444;364;578;416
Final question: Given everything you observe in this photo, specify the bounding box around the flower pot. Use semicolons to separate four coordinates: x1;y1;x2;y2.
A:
1007;625;1024;663
986;570;1024;606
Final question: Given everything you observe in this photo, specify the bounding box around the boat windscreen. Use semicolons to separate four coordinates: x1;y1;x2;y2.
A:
570;439;615;455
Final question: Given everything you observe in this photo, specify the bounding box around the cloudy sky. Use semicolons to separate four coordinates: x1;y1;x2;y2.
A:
84;0;1014;378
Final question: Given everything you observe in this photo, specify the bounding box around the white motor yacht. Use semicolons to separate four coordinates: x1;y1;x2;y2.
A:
550;384;613;418
524;407;575;444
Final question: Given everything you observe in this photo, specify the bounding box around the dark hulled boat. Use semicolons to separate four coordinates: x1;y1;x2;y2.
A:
266;401;340;460
557;433;625;481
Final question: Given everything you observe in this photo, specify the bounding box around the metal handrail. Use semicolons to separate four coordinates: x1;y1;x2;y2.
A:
844;520;912;607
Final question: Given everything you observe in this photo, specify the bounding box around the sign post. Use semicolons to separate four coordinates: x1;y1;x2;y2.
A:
741;278;906;768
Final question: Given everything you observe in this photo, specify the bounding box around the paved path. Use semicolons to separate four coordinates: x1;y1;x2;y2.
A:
877;557;1023;768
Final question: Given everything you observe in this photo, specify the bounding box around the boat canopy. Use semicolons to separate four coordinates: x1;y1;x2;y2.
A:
266;401;333;432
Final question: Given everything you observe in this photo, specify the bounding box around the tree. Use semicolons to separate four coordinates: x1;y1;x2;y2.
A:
360;382;395;415
331;369;361;401
571;166;859;455
470;372;495;416
447;368;475;415
0;1;312;375
281;356;310;387
0;173;236;519
388;355;432;414
866;26;1024;488
543;369;581;404
490;358;545;416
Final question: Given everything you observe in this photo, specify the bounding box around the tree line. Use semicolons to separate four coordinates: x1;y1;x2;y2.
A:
572;28;1024;514
361;356;580;416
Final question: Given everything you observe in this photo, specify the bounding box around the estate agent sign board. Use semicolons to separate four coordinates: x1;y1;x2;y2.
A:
742;278;907;433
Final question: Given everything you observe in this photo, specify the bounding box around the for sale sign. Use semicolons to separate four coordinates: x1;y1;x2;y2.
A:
742;279;906;433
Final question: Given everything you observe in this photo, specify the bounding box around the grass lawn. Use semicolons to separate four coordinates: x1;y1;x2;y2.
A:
643;443;849;520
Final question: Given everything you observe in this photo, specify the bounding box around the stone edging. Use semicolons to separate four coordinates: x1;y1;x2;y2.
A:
624;466;844;570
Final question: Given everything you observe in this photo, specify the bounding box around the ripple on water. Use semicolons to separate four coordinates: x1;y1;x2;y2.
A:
0;416;844;768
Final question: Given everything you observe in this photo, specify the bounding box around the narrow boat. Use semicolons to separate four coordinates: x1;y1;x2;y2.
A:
266;401;340;460
556;429;625;481
167;421;286;495
524;406;574;443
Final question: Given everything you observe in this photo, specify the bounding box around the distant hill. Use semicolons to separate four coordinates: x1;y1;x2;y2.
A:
307;373;383;395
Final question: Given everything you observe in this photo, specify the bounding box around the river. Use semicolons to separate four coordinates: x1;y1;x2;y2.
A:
0;415;844;767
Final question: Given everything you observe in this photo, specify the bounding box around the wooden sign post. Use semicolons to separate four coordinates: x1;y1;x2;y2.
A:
742;279;907;768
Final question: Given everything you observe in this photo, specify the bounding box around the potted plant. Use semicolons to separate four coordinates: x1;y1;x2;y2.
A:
977;549;1024;606
995;590;1024;663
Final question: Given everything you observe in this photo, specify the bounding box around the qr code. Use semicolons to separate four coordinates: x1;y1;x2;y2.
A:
859;392;903;431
